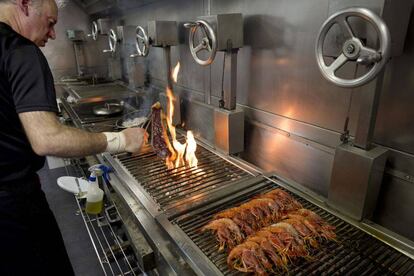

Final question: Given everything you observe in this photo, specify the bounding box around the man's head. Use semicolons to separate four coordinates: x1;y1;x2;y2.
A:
0;0;58;47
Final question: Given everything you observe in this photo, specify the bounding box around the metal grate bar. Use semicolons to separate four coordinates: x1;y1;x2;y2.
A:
114;141;251;210
172;178;414;275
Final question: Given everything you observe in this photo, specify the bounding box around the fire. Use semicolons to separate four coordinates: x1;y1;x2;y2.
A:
185;131;198;168
164;62;198;169
172;62;180;83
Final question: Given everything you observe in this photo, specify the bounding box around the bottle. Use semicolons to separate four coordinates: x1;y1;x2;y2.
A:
85;168;104;215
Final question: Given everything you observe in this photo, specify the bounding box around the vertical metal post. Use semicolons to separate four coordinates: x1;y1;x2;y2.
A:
73;42;85;76
164;46;173;90
163;45;181;125
223;49;238;110
354;72;384;150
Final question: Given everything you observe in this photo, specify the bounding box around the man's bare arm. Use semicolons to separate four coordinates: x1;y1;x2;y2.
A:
19;111;107;157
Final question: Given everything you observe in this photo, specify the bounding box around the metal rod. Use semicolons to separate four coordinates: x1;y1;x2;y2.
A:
74;197;108;276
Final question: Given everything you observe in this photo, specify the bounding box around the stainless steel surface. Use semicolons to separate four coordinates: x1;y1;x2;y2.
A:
329;0;412;57
93;102;124;116
65;164;140;276
65;83;132;103
222;49;238;110
95;157;196;275
328;143;388;220
148;21;179;47
185;20;217;66
315;7;391;88
97;18;112;36
163;47;173;90
354;75;384;149
50;0;414;244
199;13;243;50
214;108;244;154
158;175;414;275
106;137;253;216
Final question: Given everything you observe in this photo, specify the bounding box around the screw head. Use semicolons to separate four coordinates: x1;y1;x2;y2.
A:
346;44;355;54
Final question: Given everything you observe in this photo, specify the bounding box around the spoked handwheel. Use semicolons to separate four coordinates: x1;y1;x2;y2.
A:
130;26;150;58
103;29;118;54
184;20;217;66
315;8;391;88
87;21;98;41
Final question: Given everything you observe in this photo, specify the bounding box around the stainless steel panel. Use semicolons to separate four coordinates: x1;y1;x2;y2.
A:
328;144;388;220
374;12;414;155
148;21;179;47
121;0;208;94
42;1;107;79
241;120;334;197
374;174;414;241
198;13;243;50
214;108;244;154
210;0;354;133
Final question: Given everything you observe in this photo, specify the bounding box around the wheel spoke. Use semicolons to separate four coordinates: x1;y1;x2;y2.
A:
357;46;381;64
327;53;348;75
194;43;204;53
336;15;355;38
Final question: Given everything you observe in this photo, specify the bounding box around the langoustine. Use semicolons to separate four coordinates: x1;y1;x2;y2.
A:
203;188;302;251
227;213;336;274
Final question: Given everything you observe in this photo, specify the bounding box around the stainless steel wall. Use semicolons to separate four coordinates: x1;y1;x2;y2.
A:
48;0;414;240
42;1;107;79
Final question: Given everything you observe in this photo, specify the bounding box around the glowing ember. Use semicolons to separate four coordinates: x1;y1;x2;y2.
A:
163;62;198;169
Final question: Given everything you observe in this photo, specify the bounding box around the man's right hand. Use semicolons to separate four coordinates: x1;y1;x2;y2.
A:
121;127;148;154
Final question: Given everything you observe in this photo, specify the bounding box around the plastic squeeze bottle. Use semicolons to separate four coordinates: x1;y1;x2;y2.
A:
85;168;104;214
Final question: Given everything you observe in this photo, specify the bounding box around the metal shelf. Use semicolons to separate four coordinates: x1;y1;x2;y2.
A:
65;161;143;276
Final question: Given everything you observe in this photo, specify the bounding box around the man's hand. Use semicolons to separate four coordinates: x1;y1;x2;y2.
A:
121;127;148;154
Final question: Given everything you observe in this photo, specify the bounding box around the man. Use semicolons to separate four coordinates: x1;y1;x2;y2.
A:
0;0;146;274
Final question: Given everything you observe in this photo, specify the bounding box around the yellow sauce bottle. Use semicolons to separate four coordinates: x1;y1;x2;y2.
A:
85;169;104;215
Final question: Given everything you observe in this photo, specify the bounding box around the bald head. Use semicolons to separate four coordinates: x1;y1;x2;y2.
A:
0;0;58;47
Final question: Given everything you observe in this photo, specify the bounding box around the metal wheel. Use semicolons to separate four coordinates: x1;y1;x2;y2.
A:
130;26;149;58
185;20;217;66
87;21;98;41
315;8;391;88
103;29;117;54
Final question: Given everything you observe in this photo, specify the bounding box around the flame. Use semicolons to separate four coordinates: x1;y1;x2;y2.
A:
172;62;180;83
164;62;198;169
185;131;198;168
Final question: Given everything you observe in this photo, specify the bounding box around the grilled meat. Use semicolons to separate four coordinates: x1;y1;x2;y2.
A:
151;102;176;160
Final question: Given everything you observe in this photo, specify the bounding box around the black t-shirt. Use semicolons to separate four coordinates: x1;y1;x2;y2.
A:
0;22;58;183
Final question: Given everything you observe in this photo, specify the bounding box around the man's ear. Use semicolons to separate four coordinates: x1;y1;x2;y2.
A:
15;0;31;16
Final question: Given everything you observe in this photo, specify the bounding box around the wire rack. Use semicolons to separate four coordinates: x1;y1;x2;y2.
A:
65;160;142;276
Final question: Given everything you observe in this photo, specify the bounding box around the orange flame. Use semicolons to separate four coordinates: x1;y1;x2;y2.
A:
185;131;198;168
164;62;198;169
172;62;180;83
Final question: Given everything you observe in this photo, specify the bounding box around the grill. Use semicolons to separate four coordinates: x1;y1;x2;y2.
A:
167;176;414;275
112;141;252;213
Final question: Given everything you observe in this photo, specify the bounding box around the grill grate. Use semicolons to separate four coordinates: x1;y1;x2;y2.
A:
172;177;414;276
114;143;251;211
